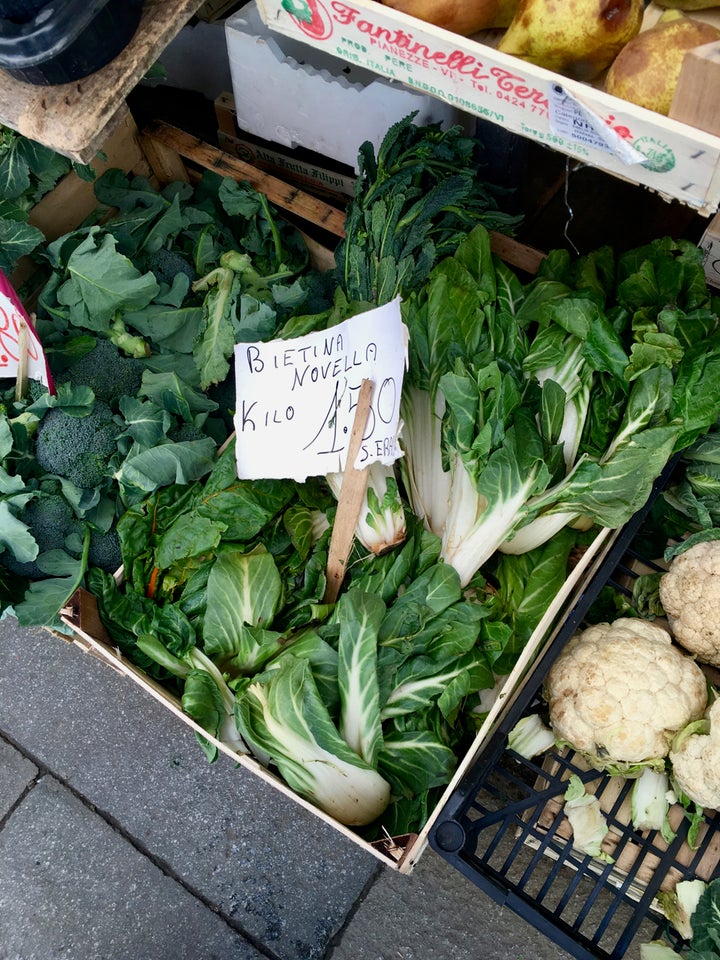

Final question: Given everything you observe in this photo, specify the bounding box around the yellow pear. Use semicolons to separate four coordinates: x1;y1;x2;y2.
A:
605;12;720;114
497;0;645;81
381;0;520;35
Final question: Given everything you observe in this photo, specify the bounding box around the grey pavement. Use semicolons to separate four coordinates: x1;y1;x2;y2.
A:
0;615;586;960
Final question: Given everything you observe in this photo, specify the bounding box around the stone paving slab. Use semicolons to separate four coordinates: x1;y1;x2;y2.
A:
0;620;378;960
0;774;264;960
328;848;574;960
0;736;37;818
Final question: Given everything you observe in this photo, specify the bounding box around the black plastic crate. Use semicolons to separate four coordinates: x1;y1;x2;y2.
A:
429;465;719;960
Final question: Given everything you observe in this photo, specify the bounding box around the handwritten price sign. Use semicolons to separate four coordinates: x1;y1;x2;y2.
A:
233;298;407;481
0;286;51;388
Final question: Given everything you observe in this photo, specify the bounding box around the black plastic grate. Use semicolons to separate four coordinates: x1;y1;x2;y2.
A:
429;465;720;960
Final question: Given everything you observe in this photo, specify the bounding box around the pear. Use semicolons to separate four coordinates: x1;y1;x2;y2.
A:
605;11;720;114
381;0;520;35
497;0;645;81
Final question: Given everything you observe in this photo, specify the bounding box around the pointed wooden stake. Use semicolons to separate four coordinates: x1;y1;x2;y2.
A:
14;320;29;402
323;379;374;604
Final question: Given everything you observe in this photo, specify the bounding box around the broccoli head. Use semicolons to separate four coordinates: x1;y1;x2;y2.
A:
2;492;81;580
148;248;196;286
57;339;144;407
88;527;122;574
35;400;119;489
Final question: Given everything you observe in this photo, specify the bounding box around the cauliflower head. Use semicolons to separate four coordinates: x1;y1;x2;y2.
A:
659;540;720;667
545;618;707;770
669;698;720;811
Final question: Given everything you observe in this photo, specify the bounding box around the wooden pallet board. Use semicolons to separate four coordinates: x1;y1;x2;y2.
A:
0;0;206;163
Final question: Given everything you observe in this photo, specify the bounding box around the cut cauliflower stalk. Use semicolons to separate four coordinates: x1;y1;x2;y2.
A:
669;699;720;811
659;540;720;667
545;618;708;772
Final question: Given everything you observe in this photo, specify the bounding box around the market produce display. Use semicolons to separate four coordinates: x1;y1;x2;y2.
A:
4;111;720;850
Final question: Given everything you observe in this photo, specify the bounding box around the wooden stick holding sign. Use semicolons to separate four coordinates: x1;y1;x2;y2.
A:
323;378;374;605
14;319;29;402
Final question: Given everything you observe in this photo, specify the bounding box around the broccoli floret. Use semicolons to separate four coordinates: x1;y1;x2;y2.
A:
2;492;81;580
57;339;144;406
35;400;118;489
168;421;206;443
88;527;122;574
27;378;50;402
148;248;196;286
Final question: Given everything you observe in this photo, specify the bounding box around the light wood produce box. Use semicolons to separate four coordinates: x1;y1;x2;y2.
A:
255;0;720;215
10;108;617;873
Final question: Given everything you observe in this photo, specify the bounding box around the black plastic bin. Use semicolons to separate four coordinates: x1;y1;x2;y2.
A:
0;0;144;85
429;463;720;960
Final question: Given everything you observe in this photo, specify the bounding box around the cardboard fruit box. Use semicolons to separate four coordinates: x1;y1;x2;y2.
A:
254;0;720;215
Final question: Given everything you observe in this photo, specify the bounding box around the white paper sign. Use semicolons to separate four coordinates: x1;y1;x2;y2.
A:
548;83;646;166
0;291;51;387
233;298;407;481
700;225;720;290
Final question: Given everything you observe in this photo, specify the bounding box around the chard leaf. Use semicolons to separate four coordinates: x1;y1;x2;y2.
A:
182;669;225;762
270;630;339;714
495;527;577;645
381;649;493;720
155;513;227;569
409;600;487;660
378;730;456;796
235;656;391;826
283;503;314;560
203;547;283;668
337;589;385;766
437;651;495;720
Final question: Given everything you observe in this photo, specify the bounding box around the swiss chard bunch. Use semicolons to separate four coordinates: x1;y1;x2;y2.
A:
399;226;720;589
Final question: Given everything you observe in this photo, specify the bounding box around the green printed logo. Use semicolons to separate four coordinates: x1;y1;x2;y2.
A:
631;137;676;174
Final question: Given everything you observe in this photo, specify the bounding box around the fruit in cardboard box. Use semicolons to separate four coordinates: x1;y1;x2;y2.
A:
497;0;644;81
605;10;720;115
381;0;519;34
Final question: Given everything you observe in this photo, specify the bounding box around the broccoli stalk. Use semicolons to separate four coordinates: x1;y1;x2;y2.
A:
190;249;297;390
108;316;149;359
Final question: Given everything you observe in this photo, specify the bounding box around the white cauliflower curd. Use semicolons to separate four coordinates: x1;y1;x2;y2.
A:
545;618;708;771
659;539;720;667
669;699;720;811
